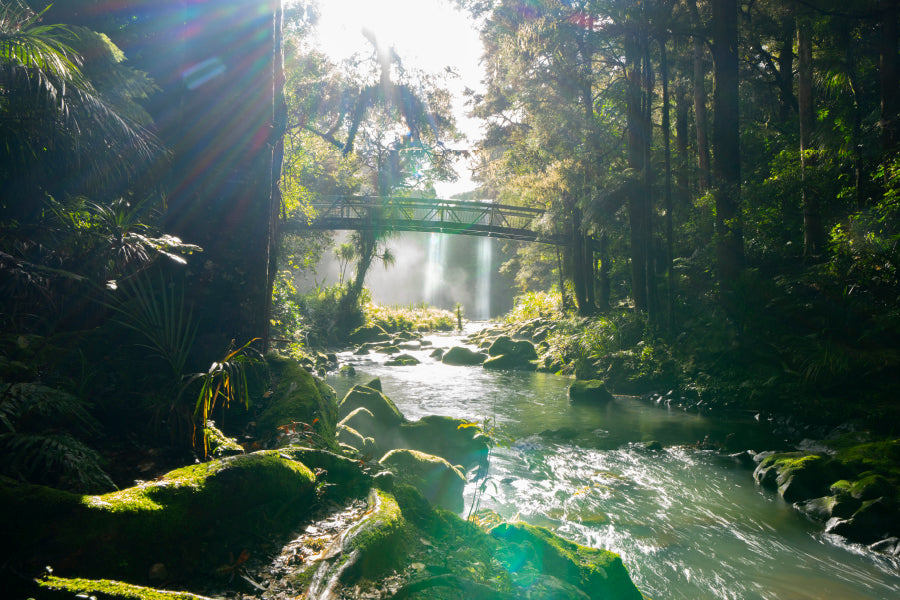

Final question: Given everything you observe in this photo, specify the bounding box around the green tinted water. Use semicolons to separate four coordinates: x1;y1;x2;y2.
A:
328;331;900;599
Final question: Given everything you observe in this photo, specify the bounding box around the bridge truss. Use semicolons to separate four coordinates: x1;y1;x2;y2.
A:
288;196;568;245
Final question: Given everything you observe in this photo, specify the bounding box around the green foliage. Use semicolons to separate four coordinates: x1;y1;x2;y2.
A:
0;382;113;492
366;303;456;333
190;339;263;459
504;290;562;323
108;273;198;380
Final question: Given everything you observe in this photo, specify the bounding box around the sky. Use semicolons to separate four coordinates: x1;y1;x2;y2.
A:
310;0;485;196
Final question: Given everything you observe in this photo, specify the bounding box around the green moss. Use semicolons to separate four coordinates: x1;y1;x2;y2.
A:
338;384;405;426
37;575;212;600
343;490;409;579
261;354;339;445
834;439;900;475
490;522;643;600
2;452;318;582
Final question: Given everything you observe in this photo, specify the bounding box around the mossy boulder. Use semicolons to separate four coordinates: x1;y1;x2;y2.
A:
826;497;900;544
364;377;383;391
348;324;391;345
379;449;465;513
202;420;244;458
337;424;378;456
260;354;339;446
830;473;896;501
36;575;216;600
490;522;643;600
441;346;487;366
338;384;405;428
483;337;538;371
338;406;379;440
385;353;420;366
395;415;489;468
0;451;317;582
753;452;839;503
568;379;614;404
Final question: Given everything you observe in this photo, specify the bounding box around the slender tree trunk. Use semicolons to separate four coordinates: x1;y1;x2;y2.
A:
711;0;744;289
674;79;691;203
688;0;712;193
880;0;899;159
778;16;796;124
798;16;824;257
661;36;675;330
643;41;659;323
626;29;649;312
598;232;610;311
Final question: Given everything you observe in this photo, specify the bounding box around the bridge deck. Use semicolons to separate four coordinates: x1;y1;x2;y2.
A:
289;196;566;244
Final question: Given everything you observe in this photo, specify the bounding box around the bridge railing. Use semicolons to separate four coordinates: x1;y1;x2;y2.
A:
292;196;562;244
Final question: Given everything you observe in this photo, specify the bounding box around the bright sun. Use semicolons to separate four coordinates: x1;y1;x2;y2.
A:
313;0;480;77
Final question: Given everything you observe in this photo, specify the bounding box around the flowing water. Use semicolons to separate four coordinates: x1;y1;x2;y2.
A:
327;328;900;599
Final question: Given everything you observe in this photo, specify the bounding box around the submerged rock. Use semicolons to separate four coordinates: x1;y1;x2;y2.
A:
568;379;614;404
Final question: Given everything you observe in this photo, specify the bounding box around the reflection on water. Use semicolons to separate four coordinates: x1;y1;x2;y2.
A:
327;330;900;600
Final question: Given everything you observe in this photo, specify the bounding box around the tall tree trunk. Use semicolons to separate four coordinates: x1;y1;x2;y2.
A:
711;0;744;290
163;0;282;359
661;36;675;330
778;16;796;124
626;29;649;312
643;40;659;323
688;0;712;193
798;16;824;257
880;0;899;159
674;79;691;204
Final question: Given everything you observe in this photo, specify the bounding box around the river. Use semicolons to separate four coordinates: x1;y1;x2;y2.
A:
327;328;900;599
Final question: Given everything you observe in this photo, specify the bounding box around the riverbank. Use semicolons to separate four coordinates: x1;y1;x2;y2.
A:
2;345;647;600
461;311;900;559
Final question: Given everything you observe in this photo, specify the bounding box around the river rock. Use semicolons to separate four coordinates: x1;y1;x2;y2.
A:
753;452;838;503
338;384;406;427
337;423;377;456
483;341;539;371
365;377;383;391
490;522;644;600
825;496;900;544
429;347;444;359
395;415;489;467
568;379;614;403
379;449;466;512
385;353;420;366
441;346;487;366
339;407;379;439
349;324;391;344
376;345;401;354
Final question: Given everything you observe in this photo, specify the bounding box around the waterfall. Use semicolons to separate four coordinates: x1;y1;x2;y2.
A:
424;233;445;306
476;237;491;319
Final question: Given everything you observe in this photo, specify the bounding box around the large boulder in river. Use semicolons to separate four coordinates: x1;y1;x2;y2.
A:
0;451;318;582
490;522;644;600
379;449;465;513
259;354;339;445
753;452;839;503
349;324;391;345
395;415;489;468
568;379;614;404
441;346;487;366
483;337;538;371
339;384;406;427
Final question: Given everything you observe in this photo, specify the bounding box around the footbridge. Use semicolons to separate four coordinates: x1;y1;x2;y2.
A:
287;196;568;245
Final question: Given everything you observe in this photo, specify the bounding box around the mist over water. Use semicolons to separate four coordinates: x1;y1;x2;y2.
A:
295;231;516;318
